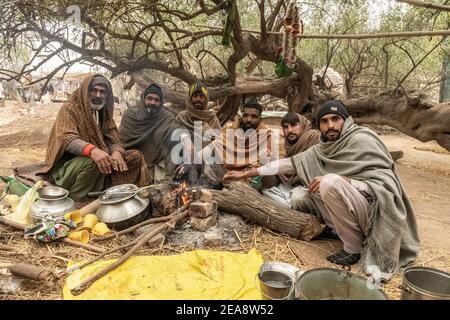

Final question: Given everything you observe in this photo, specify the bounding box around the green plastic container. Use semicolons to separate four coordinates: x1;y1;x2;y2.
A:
0;176;30;197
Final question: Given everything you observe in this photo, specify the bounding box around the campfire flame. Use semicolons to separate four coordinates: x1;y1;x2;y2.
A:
180;181;191;205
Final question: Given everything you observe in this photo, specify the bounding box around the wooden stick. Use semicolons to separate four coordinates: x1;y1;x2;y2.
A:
78;199;101;216
91;215;173;242
65;203;191;277
0;217;104;254
71;208;190;296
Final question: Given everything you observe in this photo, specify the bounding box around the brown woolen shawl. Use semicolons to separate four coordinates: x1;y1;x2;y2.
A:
39;74;119;174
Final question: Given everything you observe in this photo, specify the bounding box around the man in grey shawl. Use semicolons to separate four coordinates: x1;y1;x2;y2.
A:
224;100;420;279
119;83;190;183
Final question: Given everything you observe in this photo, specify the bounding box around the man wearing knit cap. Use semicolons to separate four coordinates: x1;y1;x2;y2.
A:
120;83;192;183
224;100;419;280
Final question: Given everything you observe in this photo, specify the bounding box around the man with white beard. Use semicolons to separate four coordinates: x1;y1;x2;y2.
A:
38;75;150;201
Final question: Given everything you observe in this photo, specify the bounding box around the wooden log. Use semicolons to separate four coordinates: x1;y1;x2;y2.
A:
211;181;322;241
0;244;16;251
8;263;51;281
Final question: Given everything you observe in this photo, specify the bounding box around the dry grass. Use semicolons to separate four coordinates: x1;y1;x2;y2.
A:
1;223;449;300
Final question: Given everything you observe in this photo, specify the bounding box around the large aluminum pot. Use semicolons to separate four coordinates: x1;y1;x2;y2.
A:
400;266;450;300
296;267;388;300
95;184;151;230
31;186;75;222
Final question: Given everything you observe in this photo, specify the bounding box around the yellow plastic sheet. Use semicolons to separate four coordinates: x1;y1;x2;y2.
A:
64;248;264;300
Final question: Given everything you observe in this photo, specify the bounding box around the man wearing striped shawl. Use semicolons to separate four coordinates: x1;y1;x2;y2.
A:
38;75;150;201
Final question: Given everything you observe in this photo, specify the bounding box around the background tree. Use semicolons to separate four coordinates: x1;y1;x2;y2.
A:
0;0;449;150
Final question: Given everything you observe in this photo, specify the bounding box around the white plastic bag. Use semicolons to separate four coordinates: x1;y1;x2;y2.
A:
6;181;43;225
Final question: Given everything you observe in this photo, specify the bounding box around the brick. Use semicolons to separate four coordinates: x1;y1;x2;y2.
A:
199;189;213;202
191;211;218;232
189;201;217;218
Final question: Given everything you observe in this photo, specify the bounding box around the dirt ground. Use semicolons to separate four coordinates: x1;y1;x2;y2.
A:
0;101;449;300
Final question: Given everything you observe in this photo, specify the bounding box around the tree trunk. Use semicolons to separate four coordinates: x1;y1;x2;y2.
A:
342;90;450;151
211;181;323;241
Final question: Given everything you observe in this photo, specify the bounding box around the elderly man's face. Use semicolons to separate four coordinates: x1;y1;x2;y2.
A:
191;92;207;110
241;107;261;132
144;93;161;113
282;122;302;144
319;114;345;142
89;84;107;110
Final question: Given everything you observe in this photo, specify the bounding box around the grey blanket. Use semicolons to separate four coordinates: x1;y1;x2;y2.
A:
119;93;181;174
292;117;420;276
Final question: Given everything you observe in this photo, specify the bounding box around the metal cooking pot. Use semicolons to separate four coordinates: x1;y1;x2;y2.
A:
95;184;151;230
31;186;75;222
400;266;450;300
295;267;388;300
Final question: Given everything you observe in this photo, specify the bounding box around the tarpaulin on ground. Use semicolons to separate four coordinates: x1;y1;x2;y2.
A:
63;248;264;300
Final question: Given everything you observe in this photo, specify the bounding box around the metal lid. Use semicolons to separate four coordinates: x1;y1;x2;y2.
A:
98;184;139;204
37;186;69;201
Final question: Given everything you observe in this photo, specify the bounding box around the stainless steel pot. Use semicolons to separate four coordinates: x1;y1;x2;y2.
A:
31;186;75;222
95;184;151;230
400;266;450;300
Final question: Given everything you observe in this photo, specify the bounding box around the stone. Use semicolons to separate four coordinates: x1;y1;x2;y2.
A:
133;225;166;247
189;201;217;218
199;189;213;202
191;211;218;232
203;228;223;247
147;233;165;248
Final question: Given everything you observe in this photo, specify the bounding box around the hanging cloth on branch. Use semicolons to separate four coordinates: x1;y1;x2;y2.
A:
276;1;302;78
221;0;237;46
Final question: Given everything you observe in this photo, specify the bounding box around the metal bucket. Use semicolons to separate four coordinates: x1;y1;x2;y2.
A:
259;261;304;300
257;270;294;300
400;266;450;300
296;267;388;300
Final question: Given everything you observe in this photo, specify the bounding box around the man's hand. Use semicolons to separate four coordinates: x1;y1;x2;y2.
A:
309;176;324;193
223;171;250;182
90;148;114;174
309;175;350;193
111;151;128;172
174;164;194;180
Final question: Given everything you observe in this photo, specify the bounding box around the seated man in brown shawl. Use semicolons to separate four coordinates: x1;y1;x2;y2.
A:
201;97;274;184
38;75;151;201
261;112;320;207
224;100;420;280
119;84;190;183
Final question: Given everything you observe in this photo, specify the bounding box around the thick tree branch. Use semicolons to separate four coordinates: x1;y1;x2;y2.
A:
395;0;450;12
